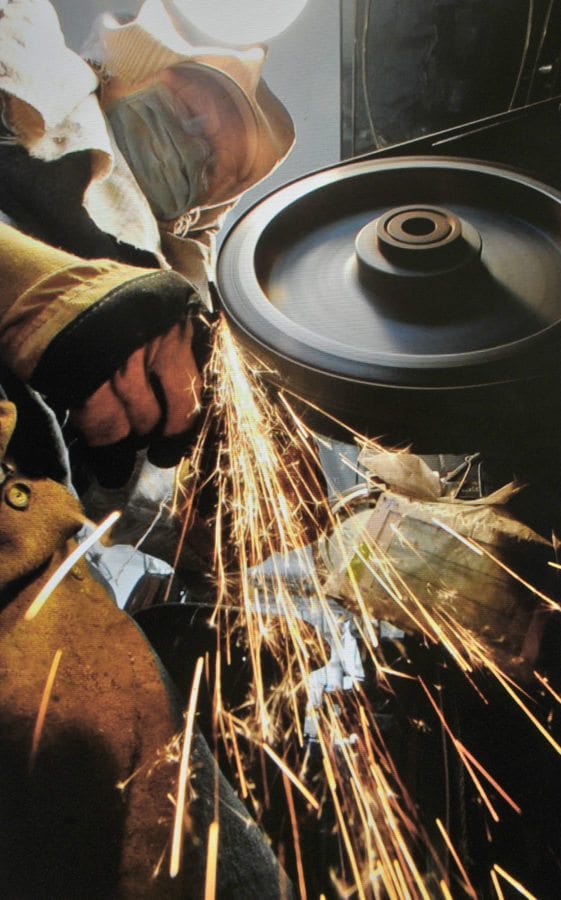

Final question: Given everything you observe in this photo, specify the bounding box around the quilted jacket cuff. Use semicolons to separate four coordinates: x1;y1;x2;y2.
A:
30;269;197;405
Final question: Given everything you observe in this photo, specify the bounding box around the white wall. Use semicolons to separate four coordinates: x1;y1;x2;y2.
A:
51;0;341;221
52;0;140;46
235;0;341;216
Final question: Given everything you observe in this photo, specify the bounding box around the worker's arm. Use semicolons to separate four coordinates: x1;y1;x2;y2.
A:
0;223;202;477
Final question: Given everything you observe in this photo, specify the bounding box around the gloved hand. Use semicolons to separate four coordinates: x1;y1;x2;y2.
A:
69;317;203;486
71;317;201;446
0;223;204;485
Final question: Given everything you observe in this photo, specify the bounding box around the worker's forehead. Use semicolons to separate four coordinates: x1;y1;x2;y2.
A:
160;66;248;120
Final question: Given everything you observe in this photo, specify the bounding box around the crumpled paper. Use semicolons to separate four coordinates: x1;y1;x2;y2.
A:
358;447;443;500
322;449;553;676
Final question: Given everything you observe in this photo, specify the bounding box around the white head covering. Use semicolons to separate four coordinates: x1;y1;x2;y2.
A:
0;0;295;301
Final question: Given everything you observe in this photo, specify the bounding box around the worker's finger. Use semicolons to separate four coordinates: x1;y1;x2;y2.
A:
111;346;162;435
147;320;202;437
70;381;131;446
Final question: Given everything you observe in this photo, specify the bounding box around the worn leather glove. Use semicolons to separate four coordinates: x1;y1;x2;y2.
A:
0;223;203;485
70;317;202;466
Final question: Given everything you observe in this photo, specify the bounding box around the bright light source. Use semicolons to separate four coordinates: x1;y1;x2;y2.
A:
173;0;310;44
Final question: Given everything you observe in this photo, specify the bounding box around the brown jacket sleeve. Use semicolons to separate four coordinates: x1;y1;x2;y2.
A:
0;222;198;405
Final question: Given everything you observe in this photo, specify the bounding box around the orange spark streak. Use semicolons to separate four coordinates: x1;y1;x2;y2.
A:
283;384;385;447
419;679;501;822
491;664;561;757
491;868;505;899
263;743;320;811
492;864;537;899
392;857;413;897
350;524;462;662
377;666;417;682
318;743;366;900
534;670;561;705
213;649;222;735
25;511;121;620
170;656;204;878
363;530;474;672
435;818;477;898
30;648;62;766
374;778;433;900
358;706;404;820
220;713;249;799
282;773;307;900
204;822;219;900
469;541;558;610
459;744;521;814
367;813;401;900
152;846;167;879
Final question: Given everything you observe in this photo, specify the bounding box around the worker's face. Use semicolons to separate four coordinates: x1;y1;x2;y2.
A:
158;66;254;209
103;66;254;218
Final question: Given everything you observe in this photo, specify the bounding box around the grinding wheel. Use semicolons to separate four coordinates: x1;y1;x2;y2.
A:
217;156;561;455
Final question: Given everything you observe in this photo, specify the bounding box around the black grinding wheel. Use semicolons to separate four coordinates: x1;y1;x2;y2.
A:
217;156;561;455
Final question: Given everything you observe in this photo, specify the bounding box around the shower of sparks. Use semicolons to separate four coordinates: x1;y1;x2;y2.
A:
161;315;561;897
29;648;63;767
25;511;121;621
166;318;449;897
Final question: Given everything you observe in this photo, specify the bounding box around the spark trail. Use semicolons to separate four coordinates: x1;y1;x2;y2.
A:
166;315;560;898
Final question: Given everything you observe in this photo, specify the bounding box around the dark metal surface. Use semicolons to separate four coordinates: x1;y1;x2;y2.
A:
341;0;561;157
361;95;561;191
217;155;561;454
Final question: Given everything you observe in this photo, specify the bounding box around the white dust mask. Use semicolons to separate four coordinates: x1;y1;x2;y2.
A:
107;83;211;220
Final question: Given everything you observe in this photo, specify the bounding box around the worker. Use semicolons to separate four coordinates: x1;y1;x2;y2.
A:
0;0;294;485
0;0;295;895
